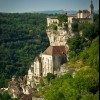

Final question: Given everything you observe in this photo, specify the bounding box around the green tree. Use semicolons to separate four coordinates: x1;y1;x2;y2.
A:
57;14;68;24
46;73;55;83
79;36;99;70
48;24;57;30
2;91;11;100
72;22;79;32
80;92;99;100
73;67;99;94
0;13;49;86
67;34;86;60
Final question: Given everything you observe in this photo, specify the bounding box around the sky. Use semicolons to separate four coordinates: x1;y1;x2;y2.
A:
0;0;99;13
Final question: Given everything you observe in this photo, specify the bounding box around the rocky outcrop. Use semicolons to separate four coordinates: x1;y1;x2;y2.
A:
8;76;34;99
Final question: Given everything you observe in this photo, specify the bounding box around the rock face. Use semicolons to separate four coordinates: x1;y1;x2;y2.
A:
8;80;23;98
8;76;33;99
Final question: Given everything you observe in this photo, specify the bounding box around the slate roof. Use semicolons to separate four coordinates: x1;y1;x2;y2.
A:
43;46;67;55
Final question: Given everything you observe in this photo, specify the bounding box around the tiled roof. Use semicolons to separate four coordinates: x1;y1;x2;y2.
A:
43;46;67;55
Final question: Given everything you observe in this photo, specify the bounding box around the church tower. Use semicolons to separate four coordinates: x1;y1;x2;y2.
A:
90;0;94;22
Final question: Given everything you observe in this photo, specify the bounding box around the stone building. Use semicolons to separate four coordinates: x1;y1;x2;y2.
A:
47;16;59;26
42;46;67;76
27;46;67;83
68;0;94;30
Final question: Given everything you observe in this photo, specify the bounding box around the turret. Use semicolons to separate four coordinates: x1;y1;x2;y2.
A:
90;0;94;14
90;0;94;22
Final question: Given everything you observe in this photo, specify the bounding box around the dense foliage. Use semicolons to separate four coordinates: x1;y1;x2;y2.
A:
57;14;68;24
79;36;99;70
43;67;99;100
46;73;56;83
0;91;19;100
0;91;11;100
72;22;79;32
0;13;49;87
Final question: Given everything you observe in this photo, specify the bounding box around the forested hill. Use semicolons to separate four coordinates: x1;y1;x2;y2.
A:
0;13;49;87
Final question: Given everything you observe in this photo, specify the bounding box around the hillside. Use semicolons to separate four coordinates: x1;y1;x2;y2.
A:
0;13;49;87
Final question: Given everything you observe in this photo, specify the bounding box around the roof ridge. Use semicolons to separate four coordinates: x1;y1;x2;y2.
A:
43;46;66;55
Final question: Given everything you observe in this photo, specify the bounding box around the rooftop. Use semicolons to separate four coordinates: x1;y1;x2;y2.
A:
43;46;67;55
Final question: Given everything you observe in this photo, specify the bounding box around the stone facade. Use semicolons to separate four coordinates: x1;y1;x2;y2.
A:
47;16;59;26
27;46;68;84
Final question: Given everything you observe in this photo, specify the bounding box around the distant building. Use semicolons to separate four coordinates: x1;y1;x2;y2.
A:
68;0;94;30
47;0;94;31
47;16;59;26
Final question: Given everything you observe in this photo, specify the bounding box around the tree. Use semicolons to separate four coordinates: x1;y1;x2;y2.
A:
0;13;49;86
79;36;99;70
73;67;99;94
1;91;11;100
44;68;99;100
67;34;86;60
46;73;55;83
58;14;68;24
72;22;79;32
80;92;99;100
48;24;57;30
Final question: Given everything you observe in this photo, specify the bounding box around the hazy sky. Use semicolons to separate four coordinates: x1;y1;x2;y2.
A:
0;0;99;13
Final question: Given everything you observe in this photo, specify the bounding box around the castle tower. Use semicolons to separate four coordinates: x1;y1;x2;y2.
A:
90;0;94;22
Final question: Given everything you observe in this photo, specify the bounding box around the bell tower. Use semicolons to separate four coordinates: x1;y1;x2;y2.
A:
90;0;94;14
90;0;94;22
